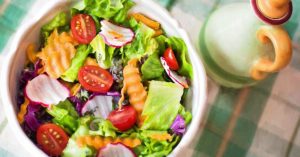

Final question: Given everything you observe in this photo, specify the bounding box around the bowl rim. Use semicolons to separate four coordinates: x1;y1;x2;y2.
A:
1;0;208;156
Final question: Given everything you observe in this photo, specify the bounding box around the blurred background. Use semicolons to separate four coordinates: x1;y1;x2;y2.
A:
0;0;299;157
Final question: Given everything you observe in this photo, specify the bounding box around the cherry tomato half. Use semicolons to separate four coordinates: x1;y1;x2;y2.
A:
71;14;96;44
78;65;114;93
107;106;137;131
36;123;69;156
163;47;179;70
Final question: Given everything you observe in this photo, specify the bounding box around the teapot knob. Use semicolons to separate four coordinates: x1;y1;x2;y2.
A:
257;0;291;19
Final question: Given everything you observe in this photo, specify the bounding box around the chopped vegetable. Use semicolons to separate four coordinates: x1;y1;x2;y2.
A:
141;130;173;141
78;65;114;93
118;58;147;125
37;123;69;156
76;135;141;149
136;134;180;156
25;74;70;107
163;47;179;70
141;53;164;81
37;29;78;79
61;45;92;82
122;22;158;61
46;100;79;133
82;0;134;23
156;36;193;78
91;35;115;69
97;143;136;157
100;20;135;48
81;95;113;118
71;14;97;44
107;106;137;132
17;98;30;123
26;43;38;63
131;13;160;30
141;81;183;130
88;118;118;138
161;57;189;88
170;115;186;135
63;125;95;157
24;104;42;131
41;12;68;45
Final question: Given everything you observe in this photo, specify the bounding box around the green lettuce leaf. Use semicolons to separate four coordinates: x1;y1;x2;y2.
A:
46;100;79;134
82;0;134;23
61;45;92;82
178;105;192;125
112;0;135;23
136;131;180;156
88;118;118;138
91;35;115;69
141;53;164;81
122;23;158;61
156;35;193;78
41;12;69;45
62;125;95;157
141;81;184;130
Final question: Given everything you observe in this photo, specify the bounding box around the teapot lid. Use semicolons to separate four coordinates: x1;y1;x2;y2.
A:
251;0;293;25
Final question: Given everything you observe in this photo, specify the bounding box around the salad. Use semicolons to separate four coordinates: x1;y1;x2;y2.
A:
16;0;193;156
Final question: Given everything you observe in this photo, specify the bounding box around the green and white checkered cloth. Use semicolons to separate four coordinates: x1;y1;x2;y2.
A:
1;0;300;157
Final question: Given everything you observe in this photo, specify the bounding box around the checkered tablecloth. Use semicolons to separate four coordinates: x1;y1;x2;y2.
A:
1;0;300;157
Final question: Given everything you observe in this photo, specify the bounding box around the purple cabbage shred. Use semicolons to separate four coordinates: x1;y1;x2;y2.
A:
170;115;186;135
24;104;42;131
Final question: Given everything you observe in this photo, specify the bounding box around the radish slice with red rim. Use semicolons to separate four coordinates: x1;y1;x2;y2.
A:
81;95;113;118
99;20;135;48
161;57;189;88
25;74;70;107
97;143;136;157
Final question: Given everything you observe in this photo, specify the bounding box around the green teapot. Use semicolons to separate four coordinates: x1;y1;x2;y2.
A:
199;0;293;88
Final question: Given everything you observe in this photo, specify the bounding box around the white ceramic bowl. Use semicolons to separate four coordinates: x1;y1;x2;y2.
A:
1;0;207;156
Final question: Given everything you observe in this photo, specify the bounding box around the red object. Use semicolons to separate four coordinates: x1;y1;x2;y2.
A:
36;123;69;156
163;47;179;70
107;106;137;131
78;65;114;93
71;14;97;44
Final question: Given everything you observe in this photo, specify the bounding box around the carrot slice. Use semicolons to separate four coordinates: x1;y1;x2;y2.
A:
131;13;160;30
37;29;78;78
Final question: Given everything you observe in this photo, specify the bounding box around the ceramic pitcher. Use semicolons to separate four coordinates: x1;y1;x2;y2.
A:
199;0;293;88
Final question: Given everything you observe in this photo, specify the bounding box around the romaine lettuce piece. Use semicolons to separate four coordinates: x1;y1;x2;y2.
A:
41;12;69;45
88;119;118;138
122;23;158;61
141;53;164;81
82;0;134;23
61;45;92;82
178;105;192;124
91;35;115;69
136;132;180;156
62;125;95;157
46;100;79;134
156;35;193;78
141;81;184;130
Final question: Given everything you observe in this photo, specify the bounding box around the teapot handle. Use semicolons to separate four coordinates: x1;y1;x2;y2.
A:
250;25;292;80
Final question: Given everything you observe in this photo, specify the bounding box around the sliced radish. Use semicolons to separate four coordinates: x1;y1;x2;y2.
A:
97;143;136;157
81;95;113;118
100;20;135;48
25;74;70;107
161;57;189;88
